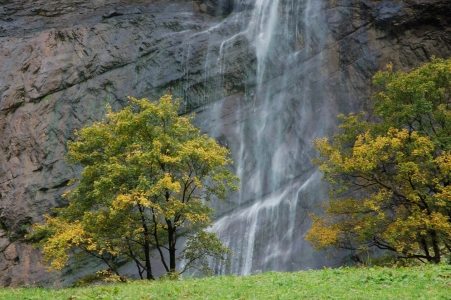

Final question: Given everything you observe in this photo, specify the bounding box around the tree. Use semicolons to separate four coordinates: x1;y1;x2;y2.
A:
305;58;451;264
28;95;239;280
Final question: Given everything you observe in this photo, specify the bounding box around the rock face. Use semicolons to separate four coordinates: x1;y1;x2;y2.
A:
1;0;451;287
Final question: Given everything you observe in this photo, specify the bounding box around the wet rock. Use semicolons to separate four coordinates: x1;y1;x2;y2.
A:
4;244;18;261
102;10;123;19
199;0;235;16
0;238;10;252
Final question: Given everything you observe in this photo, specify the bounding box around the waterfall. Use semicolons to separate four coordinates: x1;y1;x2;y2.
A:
188;0;343;275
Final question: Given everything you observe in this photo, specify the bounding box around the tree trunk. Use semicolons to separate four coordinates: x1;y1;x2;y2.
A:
168;225;176;273
138;204;155;280
431;230;441;264
144;239;155;280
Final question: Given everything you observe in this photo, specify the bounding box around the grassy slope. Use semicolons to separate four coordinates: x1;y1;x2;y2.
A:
2;264;451;299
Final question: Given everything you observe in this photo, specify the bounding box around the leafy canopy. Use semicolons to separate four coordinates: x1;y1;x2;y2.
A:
305;58;451;264
28;95;239;280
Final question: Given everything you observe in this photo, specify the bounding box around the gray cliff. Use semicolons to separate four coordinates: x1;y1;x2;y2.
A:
1;0;451;287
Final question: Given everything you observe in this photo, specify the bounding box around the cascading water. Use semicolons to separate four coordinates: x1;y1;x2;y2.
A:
187;0;344;275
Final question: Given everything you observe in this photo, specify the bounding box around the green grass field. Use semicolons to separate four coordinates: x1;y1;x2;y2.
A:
2;264;451;299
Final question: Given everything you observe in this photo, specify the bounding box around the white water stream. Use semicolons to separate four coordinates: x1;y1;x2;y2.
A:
184;0;341;275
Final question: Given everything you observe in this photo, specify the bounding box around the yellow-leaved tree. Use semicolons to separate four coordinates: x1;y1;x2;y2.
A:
306;58;451;264
28;95;239;280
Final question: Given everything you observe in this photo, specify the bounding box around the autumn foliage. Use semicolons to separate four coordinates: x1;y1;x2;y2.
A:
28;95;239;280
306;58;451;264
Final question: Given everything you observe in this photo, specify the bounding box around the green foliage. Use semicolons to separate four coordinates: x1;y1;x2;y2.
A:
2;265;451;299
27;94;239;280
75;270;129;287
306;58;451;264
19;223;31;237
180;231;232;275
75;273;102;287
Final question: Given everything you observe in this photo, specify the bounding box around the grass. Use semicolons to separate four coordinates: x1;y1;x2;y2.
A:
1;264;451;299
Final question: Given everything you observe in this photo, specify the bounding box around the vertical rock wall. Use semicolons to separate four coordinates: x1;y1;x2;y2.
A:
0;0;451;286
